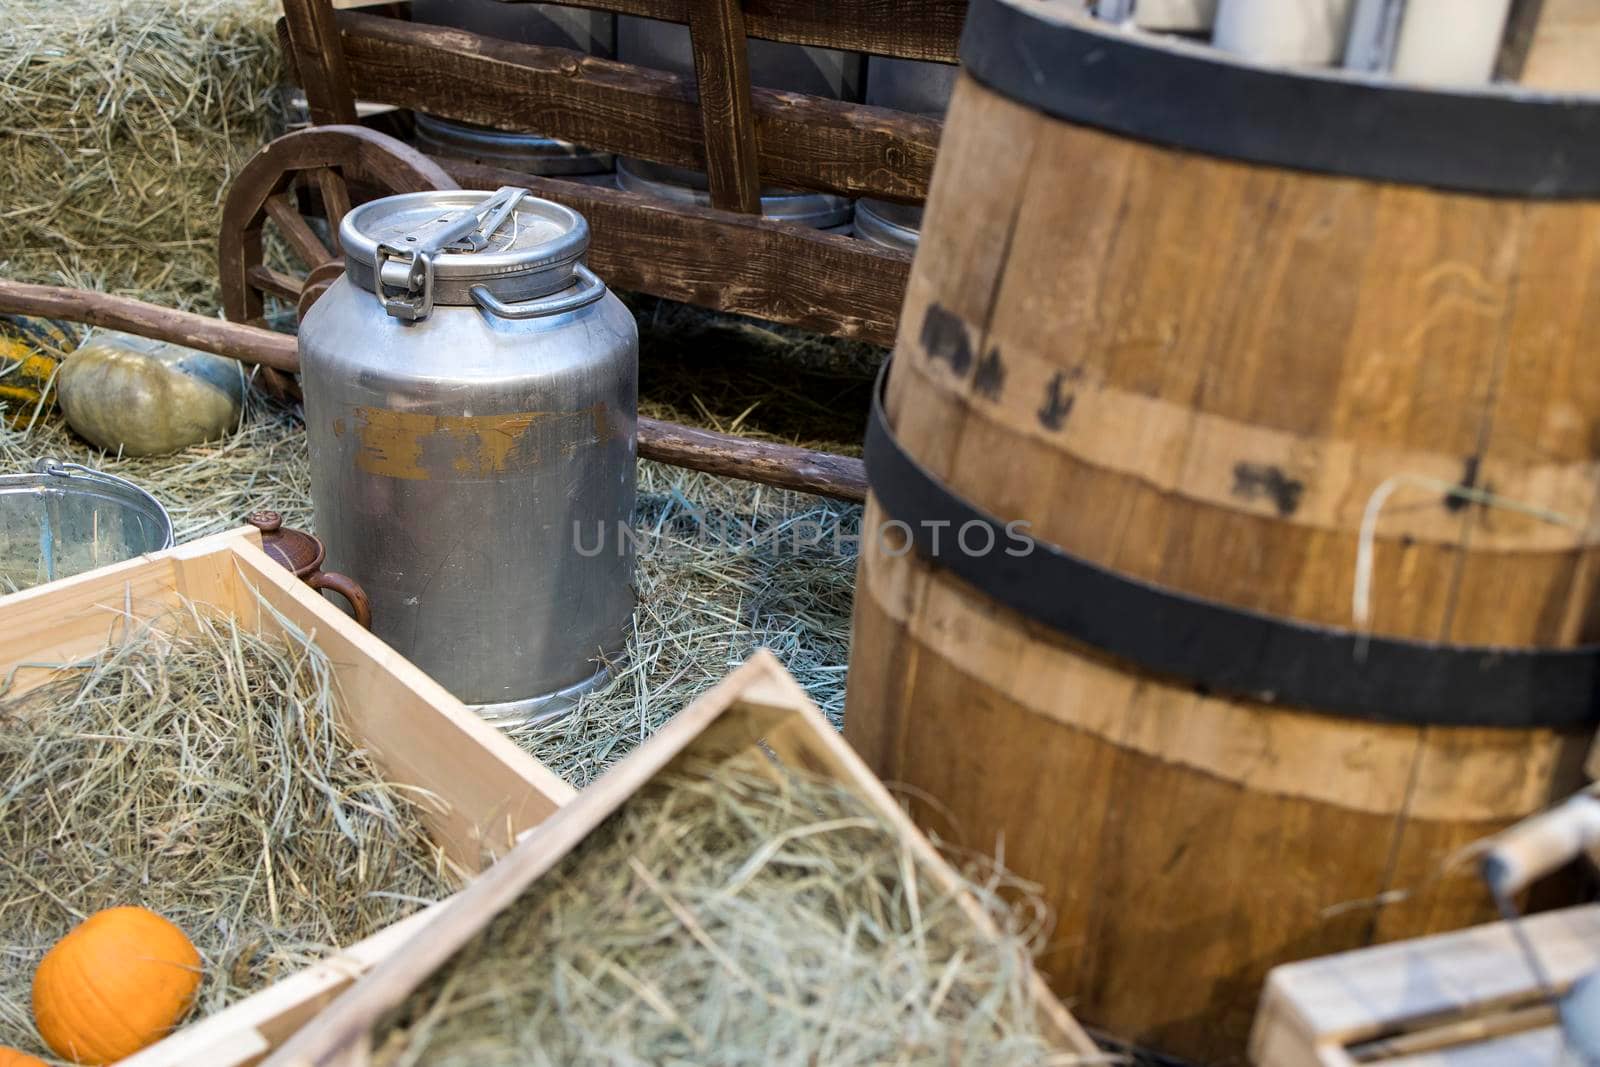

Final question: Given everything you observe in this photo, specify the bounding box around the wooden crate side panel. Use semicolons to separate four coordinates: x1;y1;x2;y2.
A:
1262;906;1600;1044
121;904;446;1067
0;533;244;693
212;543;576;872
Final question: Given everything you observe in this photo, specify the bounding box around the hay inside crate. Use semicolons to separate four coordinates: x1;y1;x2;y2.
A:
265;654;1101;1067
0;531;571;1065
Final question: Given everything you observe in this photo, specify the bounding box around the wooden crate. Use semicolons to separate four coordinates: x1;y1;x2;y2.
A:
0;526;575;1067
1250;905;1600;1066
273;0;953;348
260;650;1101;1065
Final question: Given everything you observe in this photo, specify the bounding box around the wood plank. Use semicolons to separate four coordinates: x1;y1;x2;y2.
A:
480;0;965;61
686;0;762;213
331;12;942;202
281;0;360;125
439;157;910;346
1251;906;1600;1066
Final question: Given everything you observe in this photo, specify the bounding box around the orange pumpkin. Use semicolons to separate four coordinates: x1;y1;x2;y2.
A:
32;906;202;1065
0;1048;49;1067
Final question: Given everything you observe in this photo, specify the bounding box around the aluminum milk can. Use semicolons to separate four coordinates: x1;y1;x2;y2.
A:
298;188;637;725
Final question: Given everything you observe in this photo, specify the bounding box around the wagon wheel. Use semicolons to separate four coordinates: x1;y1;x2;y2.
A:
219;125;459;396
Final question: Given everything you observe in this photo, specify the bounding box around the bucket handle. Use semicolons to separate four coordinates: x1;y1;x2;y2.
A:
34;459;175;550
469;265;606;321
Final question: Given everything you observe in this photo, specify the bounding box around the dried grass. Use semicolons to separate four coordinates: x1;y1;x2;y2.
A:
0;595;460;1059
508;462;859;786
371;753;1083;1067
0;0;285;312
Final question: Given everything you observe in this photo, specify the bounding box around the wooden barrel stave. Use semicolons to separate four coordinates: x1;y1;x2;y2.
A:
848;59;1598;1062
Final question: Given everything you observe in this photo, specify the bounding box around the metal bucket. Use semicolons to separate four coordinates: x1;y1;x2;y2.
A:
0;461;174;592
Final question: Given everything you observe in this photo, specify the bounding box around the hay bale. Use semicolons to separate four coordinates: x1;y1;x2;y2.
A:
0;598;460;1059
0;0;285;311
371;753;1077;1066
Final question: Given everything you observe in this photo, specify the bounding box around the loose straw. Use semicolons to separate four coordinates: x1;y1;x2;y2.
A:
371;754;1089;1067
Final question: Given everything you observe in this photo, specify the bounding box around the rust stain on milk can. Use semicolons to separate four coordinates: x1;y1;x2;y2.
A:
351;405;619;480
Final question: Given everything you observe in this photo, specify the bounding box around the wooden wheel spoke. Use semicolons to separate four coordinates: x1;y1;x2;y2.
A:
221;126;459;335
245;264;306;302
265;191;335;267
310;167;353;251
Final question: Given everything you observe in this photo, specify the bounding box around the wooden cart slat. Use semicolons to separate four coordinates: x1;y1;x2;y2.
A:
412;0;966;62
440;157;911;347
327;12;943;203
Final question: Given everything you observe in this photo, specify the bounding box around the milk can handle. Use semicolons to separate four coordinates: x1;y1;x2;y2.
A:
469;265;606;320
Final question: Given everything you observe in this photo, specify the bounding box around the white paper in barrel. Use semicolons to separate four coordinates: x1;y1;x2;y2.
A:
1212;0;1357;65
1391;0;1512;85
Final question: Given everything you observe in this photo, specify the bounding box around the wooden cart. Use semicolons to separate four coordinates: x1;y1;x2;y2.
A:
276;0;960;348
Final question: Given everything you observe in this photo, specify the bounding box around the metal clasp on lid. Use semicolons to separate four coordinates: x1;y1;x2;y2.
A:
373;186;529;321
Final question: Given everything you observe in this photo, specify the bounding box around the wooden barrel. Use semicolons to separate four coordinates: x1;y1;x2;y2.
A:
844;2;1600;1062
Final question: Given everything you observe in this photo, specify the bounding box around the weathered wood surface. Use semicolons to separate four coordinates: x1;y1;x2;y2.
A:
280;0;359;124
327;11;942;202
686;0;762;213
637;419;866;501
845;71;1598;1063
440;157;911;346
484;0;966;60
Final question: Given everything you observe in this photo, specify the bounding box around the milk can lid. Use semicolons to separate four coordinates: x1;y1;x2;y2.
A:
340;188;591;321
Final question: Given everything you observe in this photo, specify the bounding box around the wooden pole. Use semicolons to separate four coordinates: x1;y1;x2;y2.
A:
637;418;866;501
0;279;300;372
0;280;867;503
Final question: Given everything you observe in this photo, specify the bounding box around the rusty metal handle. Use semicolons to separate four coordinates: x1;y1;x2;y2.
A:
309;570;372;630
